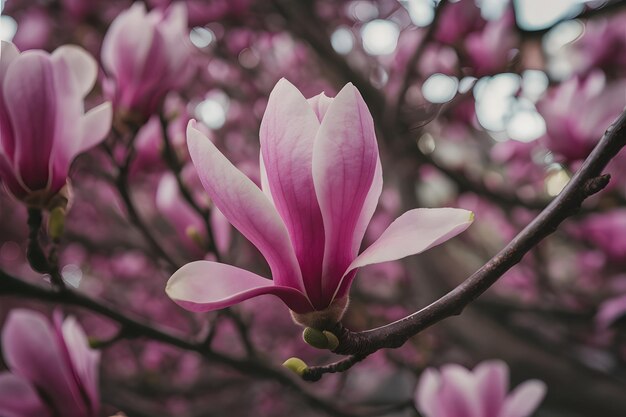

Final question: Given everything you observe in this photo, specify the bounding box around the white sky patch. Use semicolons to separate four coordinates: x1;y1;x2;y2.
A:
331;26;355;54
546;165;571;196
543;20;584;55
0;14;17;42
514;0;589;31
62;264;83;288
521;70;549;102
475;73;546;142
458;76;478;94
506;108;546;142
477;0;509;20
190;27;215;48
361;19;400;55
351;1;379;21
404;0;436;27
474;73;520;132
196;93;229;129
422;73;459;103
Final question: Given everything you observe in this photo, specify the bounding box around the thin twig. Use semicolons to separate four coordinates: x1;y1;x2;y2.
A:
158;113;221;261
394;0;450;122
0;270;365;417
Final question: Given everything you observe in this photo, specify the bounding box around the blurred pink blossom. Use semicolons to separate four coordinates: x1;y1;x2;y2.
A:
11;8;52;51
575;209;626;262
415;360;547;417
0;41;112;207
465;11;518;76
538;71;626;161
101;2;193;119
0;310;101;417
597;293;626;329
166;79;473;328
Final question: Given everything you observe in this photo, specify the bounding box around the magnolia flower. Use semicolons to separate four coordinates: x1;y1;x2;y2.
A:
416;360;547;417
166;80;473;328
0;41;112;208
538;71;626;161
0;309;101;417
102;2;193;118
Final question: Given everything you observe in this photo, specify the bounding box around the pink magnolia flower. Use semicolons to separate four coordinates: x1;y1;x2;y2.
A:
166;80;473;328
596;292;626;330
416;360;547;417
465;11;518;77
538;71;626;162
0;41;112;207
101;2;193;119
0;309;101;417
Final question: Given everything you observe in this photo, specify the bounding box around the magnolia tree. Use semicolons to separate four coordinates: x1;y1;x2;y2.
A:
0;0;625;416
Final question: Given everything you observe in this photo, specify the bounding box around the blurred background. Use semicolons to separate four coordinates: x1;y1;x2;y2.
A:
1;0;626;416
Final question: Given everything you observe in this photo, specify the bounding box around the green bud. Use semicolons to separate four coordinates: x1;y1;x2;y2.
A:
282;357;308;376
185;226;205;249
323;330;339;350
88;337;102;349
48;207;66;240
303;327;330;349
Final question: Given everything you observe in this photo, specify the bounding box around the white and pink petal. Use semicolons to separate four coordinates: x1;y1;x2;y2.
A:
187;122;304;291
260;79;325;307
312;83;379;301
166;261;313;313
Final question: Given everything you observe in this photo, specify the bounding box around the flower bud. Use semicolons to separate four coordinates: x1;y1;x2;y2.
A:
101;3;193;119
48;207;66;241
282;357;308;376
0;41;111;208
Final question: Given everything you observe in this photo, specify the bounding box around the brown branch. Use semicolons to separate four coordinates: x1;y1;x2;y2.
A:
158;113;221;261
305;109;626;378
25;208;66;289
0;270;366;417
101;133;180;271
393;0;450;121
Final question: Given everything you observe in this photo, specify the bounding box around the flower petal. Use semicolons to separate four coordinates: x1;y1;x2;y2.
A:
166;261;313;313
312;83;379;301
474;360;509;417
437;365;482;417
352;156;382;256
339;208;473;295
0;373;51;417
260;79;326;307
3;51;56;191
500;380;547;417
51;44;97;97
186;122;304;292
101;3;154;84
1;310;89;417
415;368;444;417
0;41;20;159
79;102;112;153
56;313;101;416
307;91;333;121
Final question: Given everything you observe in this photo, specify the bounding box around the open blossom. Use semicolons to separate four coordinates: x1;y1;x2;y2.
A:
0;41;112;207
166;79;473;328
101;2;193;119
0;310;101;417
416;360;547;417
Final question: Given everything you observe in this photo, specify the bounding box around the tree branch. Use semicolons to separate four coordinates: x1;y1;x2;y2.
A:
305;109;626;378
0;270;373;417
